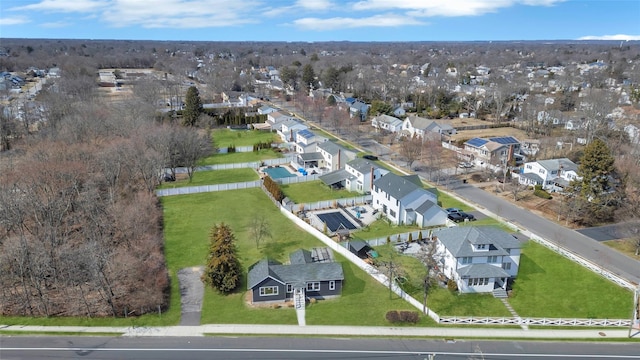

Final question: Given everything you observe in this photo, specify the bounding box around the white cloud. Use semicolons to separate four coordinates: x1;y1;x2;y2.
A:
352;0;565;17
102;0;262;28
0;16;30;25
41;21;72;28
293;14;425;30
578;34;640;41
10;0;109;13
296;0;335;10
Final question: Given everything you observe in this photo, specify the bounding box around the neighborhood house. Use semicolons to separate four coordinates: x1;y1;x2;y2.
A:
247;248;344;304
372;172;447;228
516;158;581;192
434;226;522;296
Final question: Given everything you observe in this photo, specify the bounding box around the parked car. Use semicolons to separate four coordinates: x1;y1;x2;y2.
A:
458;162;473;168
458;211;475;221
363;155;379;161
446;208;462;214
447;212;465;222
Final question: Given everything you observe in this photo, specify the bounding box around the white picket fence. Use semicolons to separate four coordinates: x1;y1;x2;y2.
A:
279;205;442;323
275;174;319;185
290;195;372;212
156;180;261;196
439;316;631;327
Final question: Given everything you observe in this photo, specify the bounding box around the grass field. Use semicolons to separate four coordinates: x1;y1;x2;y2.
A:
158;168;259;189
353;219;421;240
199;149;283;165
603;239;640;261
509;242;632;318
213;129;277;148
161;189;435;326
281;180;356;203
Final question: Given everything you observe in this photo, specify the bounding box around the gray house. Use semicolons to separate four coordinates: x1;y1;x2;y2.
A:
247;249;344;304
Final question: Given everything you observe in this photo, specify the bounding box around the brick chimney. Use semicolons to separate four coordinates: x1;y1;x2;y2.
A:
370;167;374;190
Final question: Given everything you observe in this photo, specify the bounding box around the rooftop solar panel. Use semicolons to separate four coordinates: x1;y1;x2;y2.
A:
466;138;488;147
489;136;519;144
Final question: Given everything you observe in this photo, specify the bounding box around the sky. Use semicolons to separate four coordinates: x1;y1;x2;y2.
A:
0;0;639;42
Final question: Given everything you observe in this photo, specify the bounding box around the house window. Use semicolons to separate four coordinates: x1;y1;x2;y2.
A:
307;282;320;291
468;278;489;286
329;281;335;290
461;257;472;264
259;286;279;296
502;262;512;270
286;284;293;293
487;256;498;263
477;244;486;250
390;209;396;218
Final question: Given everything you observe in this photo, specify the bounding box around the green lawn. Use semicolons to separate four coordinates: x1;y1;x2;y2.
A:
213;129;277;148
199;149;283;165
161;189;434;326
354;219;421;240
281;180;356;203
372;244;512;317
509;242;632;318
158;168;259;189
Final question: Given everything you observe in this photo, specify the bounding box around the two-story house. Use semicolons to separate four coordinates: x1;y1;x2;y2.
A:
517;158;581;192
401;115;456;139
371;114;403;133
319;158;390;193
267;111;299;131
434;226;522;296
372;172;447;228
295;129;328;154
463;136;522;167
278;119;308;143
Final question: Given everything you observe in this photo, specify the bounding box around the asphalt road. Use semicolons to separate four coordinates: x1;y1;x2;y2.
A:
577;222;639;242
451;183;640;286
2;336;640;360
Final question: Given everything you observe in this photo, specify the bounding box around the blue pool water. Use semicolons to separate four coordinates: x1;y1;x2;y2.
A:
263;166;297;179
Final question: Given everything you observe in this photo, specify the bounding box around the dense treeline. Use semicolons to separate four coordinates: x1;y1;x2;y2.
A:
0;63;211;317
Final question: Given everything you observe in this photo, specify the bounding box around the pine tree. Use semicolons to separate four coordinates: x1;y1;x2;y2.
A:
182;86;202;127
202;223;242;293
302;64;317;91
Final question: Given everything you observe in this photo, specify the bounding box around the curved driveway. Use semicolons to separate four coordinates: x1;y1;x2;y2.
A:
451;183;640;286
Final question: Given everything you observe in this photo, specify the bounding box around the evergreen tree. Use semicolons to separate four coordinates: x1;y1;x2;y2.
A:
568;138;620;225
202;223;242;293
302;64;317;91
182;86;202;127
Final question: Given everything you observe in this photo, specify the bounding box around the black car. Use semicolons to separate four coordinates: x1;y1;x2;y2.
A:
458;211;475;221
363;155;379;161
447;212;465;222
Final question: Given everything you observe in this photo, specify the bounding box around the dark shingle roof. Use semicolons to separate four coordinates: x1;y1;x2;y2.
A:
319;169;352;185
346;158;379;174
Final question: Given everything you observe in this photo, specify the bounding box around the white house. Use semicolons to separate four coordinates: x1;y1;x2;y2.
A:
434;226;522;295
401;115;456;139
267;111;298;131
258;105;277;115
278;119;307;143
517;158;581;192
371;114;403;133
316;141;357;172
295;129;328;154
319;158;390;193
372;173;447;228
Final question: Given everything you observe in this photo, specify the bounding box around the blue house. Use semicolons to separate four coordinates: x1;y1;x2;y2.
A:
247;248;344;304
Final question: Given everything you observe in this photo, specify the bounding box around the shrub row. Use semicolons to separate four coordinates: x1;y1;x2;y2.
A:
263;175;284;202
533;185;553;199
385;310;420;324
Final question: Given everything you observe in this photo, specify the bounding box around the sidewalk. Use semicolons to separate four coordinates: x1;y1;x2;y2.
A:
2;324;638;339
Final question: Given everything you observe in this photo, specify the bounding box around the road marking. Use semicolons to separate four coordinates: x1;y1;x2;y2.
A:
2;348;640;358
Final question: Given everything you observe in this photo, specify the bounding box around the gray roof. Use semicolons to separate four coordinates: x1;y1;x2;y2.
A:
373;114;402;127
346;158;380;174
247;256;344;290
537;158;578;173
319;169;352;186
289;249;313;264
434;226;522;258
317;141;342;155
458;264;511;278
299;152;325;161
520;172;544;183
373;173;424;200
349;240;371;252
414;199;438;214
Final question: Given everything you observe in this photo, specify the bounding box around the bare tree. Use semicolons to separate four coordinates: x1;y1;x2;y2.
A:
509;178;526;201
414;236;440;315
399;135;423;170
248;214;272;249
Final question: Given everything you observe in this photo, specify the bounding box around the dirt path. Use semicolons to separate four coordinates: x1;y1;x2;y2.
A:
177;267;204;326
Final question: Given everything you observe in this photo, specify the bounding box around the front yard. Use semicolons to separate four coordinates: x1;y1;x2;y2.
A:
212;128;277;148
157;168;259;189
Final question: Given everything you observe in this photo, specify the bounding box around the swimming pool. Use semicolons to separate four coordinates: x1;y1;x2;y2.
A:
262;166;297;179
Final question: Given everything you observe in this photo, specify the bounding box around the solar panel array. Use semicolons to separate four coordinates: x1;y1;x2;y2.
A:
466;138;487;147
489;136;519;144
